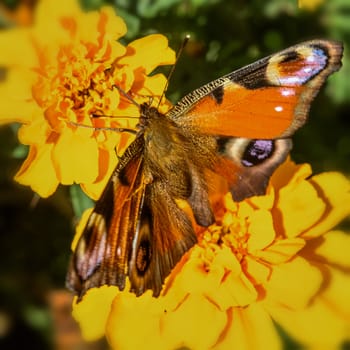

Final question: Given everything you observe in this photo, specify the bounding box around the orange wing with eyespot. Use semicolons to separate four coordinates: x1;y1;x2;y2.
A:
168;40;343;139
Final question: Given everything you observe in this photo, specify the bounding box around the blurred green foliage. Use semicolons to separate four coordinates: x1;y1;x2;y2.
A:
0;0;349;349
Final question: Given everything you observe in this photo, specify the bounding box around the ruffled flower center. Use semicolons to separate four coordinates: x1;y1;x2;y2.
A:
33;40;124;131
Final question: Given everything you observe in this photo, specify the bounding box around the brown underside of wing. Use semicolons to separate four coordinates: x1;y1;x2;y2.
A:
66;153;145;300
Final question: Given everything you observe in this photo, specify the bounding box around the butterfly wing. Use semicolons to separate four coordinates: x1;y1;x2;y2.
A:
128;181;196;296
66;138;145;299
169;40;343;139
168;40;343;201
67;137;197;299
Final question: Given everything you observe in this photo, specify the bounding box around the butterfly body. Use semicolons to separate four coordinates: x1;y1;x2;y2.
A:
67;40;343;299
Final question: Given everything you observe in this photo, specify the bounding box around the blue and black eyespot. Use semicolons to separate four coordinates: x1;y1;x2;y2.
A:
241;139;274;167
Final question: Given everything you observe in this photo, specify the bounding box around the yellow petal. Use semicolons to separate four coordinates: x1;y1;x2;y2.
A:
81;145;118;200
211;247;258;309
0;69;40;124
119;34;175;73
99;7;127;41
52;128;99;185
303;230;350;268
33;0;82;46
167;246;221;296
216;304;282;350
76;6;126;55
244;256;271;284
72;286;119;341
263;256;322;310
255;237;305;264
14;144;58;197
162;294;226;350
247;188;274;210
278;179;326;238
266;286;348;349
107;291;166;350
302;172;350;238
320;266;350;321
0;28;37;67
215;266;258;309
248;210;275;251
270;159;312;191
165;246;257;310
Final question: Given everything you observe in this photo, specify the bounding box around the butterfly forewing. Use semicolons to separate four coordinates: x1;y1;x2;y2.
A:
169;40;343;139
67;138;145;298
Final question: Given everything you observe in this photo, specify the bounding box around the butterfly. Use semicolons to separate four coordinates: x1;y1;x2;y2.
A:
66;39;343;300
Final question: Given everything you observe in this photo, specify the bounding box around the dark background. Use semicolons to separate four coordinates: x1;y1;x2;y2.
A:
0;0;349;349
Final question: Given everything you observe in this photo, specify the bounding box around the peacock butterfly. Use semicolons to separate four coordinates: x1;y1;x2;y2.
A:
66;39;343;299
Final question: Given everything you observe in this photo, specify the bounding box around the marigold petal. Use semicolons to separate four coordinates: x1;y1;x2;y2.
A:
247;189;274;210
244;256;271;284
270;159;312;191
107;292;166;350
302;172;350;238
138;73;168;96
237;201;254;218
0;29;37;67
302;230;350;268
215;267;258;309
52;128;99;185
263;256;322;310
72;286;119;341
168;246;258;310
217;304;282;350
99;7;127;41
37;0;81;20
76;7;126;59
0;70;40;124
119;34;175;73
266;287;348;349
14;144;58;197
248;210;275;251
212;247;258;309
168;246;221;296
162;294;227;350
80;144;119;200
33;0;80;46
255;237;305;264
320;266;350;321
277;178;326;238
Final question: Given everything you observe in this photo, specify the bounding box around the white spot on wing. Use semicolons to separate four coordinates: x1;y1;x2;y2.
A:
275;106;283;112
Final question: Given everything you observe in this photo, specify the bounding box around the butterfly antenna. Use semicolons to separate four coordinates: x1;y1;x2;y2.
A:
114;85;140;107
158;34;190;107
68;121;138;135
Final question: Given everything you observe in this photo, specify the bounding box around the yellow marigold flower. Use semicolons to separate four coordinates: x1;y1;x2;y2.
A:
0;0;175;198
72;159;350;349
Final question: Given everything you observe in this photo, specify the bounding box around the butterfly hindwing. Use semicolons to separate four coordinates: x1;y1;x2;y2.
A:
216;137;293;201
128;181;197;296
